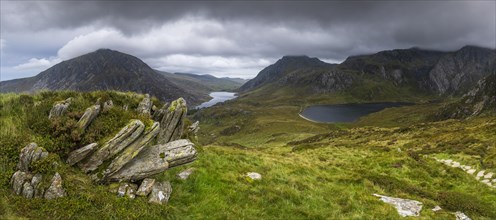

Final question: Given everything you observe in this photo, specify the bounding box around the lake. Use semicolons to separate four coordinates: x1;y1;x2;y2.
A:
299;103;412;123
196;92;237;109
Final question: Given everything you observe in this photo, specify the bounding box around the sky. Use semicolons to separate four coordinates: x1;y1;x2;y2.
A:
1;1;495;81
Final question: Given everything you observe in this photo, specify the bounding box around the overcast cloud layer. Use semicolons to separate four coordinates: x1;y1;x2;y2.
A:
1;1;495;81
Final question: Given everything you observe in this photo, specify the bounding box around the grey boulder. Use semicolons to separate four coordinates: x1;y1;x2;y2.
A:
44;172;66;199
373;194;422;217
76;104;101;132
17;143;48;172
136;94;153;115
136;178;156;197
48;97;72;119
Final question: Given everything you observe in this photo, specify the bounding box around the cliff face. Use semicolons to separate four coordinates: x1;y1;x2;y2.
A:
239;46;495;99
0;49;204;105
428;46;496;95
436;73;496;119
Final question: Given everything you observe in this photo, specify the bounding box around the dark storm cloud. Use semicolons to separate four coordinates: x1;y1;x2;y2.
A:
1;1;495;80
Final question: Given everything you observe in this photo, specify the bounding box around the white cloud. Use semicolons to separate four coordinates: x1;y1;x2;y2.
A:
0;39;5;50
13;57;60;71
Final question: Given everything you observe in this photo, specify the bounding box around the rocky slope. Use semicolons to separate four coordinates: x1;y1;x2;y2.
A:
436;73;496;119
0;49;205;105
240;46;495;99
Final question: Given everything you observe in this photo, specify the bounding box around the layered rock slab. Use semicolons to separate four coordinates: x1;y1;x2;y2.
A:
107;139;197;182
79;120;145;173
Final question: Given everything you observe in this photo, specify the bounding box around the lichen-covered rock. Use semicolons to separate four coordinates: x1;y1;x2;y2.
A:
136;178;155;197
76;104;101;132
102;122;160;180
246;172;262;181
44;172;66;199
11;171;29;195
177;168;195;180
66;143;98;166
157;98;187;144
31;173;44;198
17;143;48;172
373;194;422;217
48;97;72;119
148;181;172;205
107;139;196;182
152;103;169;122
103;100;114;112
79;120;145;173
136;94;153;115
22;182;34;198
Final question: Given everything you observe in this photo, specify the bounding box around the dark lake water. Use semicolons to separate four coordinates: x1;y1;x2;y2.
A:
196;92;237;109
299;103;412;123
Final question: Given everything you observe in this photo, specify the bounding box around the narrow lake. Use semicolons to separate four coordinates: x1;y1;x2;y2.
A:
196;92;237;109
299;103;412;123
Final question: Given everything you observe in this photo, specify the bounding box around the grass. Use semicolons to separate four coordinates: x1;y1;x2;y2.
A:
1;90;495;219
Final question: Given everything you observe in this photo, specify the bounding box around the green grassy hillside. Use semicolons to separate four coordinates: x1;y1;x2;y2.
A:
1;91;495;219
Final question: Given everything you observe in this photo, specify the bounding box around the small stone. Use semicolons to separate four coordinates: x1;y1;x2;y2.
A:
246;172;262;180
476;170;485;180
136;178;155;197
467;169;476;175
103;100;114;112
483;172;493;179
492;179;496;183
444;159;453;164
455;211;471;220
373;194;423;217
117;183;129;197
432;205;442;212
451;162;460;168
44;173;66;199
148;181;172;205
126;184;138;199
177;168;195;180
21;182;34;199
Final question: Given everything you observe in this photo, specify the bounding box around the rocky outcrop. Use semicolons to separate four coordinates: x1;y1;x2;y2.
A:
10;143;66;200
102;122;160;180
76;104;101;132
79;119;145;173
66;143;98;166
152;103;169;121
157;98;187;144
373;194;423;217
107;139;197;182
48;97;72;119
136;94;153;115
44;172;66;199
17;143;48;172
148;181;172;205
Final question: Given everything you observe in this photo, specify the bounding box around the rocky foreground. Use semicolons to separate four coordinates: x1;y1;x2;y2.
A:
10;94;200;205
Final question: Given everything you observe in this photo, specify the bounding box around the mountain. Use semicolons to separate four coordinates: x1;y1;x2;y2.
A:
239;46;496;101
436;73;496;119
0;49;207;105
158;71;246;92
239;56;337;92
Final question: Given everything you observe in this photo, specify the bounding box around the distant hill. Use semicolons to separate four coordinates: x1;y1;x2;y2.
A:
0;49;208;105
158;71;247;92
239;46;496;102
